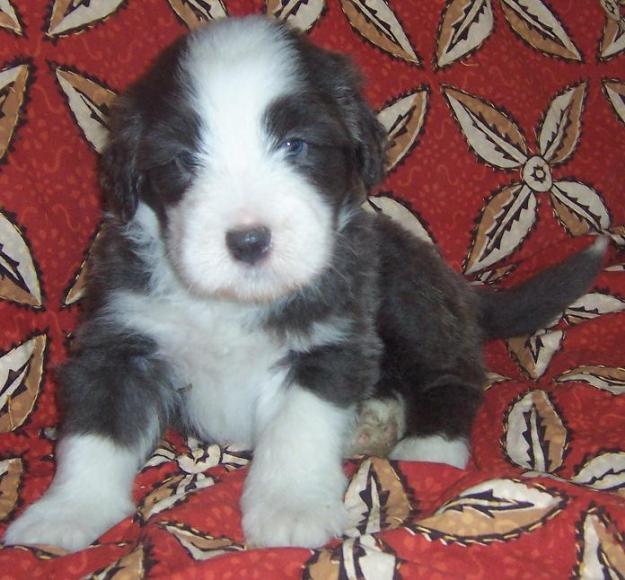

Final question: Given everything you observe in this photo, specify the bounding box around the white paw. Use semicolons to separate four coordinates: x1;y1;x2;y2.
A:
241;492;347;548
4;493;134;552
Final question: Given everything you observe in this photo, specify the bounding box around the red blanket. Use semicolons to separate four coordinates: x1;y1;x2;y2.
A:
1;1;624;577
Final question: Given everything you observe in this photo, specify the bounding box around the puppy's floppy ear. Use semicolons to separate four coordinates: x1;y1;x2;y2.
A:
100;94;144;222
318;51;387;190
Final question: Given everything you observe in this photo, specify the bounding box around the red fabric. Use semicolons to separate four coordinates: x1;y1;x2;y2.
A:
1;1;624;577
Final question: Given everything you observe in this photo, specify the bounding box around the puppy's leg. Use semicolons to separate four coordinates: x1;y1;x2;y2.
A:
390;435;470;468
242;385;354;548
4;331;173;551
348;395;406;457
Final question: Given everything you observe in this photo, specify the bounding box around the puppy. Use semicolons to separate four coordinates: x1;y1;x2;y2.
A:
4;16;606;551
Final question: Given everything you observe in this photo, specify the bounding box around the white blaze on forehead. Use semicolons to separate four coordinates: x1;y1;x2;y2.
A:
184;17;299;160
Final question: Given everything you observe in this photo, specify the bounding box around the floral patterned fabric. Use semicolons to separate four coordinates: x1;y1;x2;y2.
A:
0;1;624;578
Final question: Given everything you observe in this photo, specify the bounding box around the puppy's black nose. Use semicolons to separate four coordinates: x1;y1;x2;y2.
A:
226;226;272;264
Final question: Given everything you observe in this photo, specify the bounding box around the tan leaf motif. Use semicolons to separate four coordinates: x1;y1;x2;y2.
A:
550;181;611;236
504;390;568;472
177;437;223;474
563;292;625;325
162;522;244;560
167;0;227;29
499;0;581;61
473;264;516;284
0;334;47;433
63;226;102;307
377;89;428;172
0;457;22;522
345;457;413;537
539;82;586;165
0;63;29;163
221;444;251;470
267;0;325;32
305;534;399;580
413;479;566;545
603;80;625;126
0;211;42;308
484;371;510;391
364;196;433;244
444;87;528;168
464;183;537;274
88;543;147;580
600;4;625;60
507;329;564;379
46;0;125;37
142;440;177;470
339;0;419;64
55;67;116;154
575;508;625;579
608;225;625;247
571;452;625;497
437;0;494;67
136;472;214;523
0;0;22;35
557;366;625;396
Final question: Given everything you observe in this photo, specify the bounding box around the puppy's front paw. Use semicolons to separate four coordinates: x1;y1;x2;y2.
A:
4;493;133;552
242;493;347;548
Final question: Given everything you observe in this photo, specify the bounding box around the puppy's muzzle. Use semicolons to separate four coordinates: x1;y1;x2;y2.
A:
226;225;272;265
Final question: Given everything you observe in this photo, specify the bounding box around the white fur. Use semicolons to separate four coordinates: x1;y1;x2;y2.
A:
390;435;470;469
242;385;353;547
4;434;145;551
165;19;334;303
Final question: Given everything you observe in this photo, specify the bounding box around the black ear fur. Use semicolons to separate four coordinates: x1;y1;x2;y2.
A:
303;46;387;190
100;94;144;222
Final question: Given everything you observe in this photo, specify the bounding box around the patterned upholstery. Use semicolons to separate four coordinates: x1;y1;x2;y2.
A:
0;1;624;577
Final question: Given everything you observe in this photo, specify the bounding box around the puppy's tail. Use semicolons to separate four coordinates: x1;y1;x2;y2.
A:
476;237;608;340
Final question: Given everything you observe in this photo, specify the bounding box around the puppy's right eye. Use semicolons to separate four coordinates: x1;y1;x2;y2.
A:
176;151;198;170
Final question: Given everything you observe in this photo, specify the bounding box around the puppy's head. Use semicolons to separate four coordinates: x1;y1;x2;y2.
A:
102;16;386;303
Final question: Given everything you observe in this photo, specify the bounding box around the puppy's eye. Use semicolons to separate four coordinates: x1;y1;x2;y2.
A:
279;139;307;157
176;151;198;170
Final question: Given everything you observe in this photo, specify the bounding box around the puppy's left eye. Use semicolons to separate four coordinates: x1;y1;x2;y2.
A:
279;139;307;157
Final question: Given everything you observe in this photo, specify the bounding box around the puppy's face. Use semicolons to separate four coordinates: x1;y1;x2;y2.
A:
103;17;385;303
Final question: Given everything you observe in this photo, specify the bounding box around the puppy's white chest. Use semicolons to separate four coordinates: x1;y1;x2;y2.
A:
112;291;288;447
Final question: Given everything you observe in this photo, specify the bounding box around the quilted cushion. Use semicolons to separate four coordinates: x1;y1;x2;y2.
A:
0;1;624;577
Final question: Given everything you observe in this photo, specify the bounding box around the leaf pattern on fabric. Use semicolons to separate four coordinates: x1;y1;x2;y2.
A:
0;457;21;522
162;522;244;560
538;82;586;165
437;0;494;67
344;457;414;537
0;334;46;433
0;62;29;163
413;479;567;545
46;0;125;37
603;79;625;126
507;329;564;379
444;86;528;168
504;390;568;472
557;366;625;395
88;543;148;579
464;183;537;274
549;181;611;236
267;0;325;32
571;452;625;496
0;0;22;35
575;508;625;579
167;0;227;29
563;292;625;325
499;0;581;61
136;472;215;523
378;89;429;172
305;534;399;580
339;0;420;63
62;227;101;307
599;0;625;60
0;211;42;308
364;196;433;244
55;67;116;154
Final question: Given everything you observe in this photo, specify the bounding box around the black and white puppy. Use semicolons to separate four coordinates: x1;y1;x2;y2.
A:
5;16;605;551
